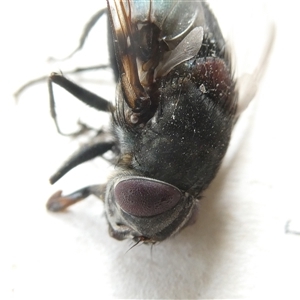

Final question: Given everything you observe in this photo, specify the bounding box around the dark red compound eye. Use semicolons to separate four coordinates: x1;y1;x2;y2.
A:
114;178;182;217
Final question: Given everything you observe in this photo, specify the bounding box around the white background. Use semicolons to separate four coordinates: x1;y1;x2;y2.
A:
1;1;300;299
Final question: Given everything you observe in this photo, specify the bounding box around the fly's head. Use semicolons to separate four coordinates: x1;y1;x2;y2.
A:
104;173;197;243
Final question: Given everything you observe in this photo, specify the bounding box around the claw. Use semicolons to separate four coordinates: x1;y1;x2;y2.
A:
46;190;78;212
46;185;105;212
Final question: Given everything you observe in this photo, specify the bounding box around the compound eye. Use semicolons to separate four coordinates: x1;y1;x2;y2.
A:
114;178;182;217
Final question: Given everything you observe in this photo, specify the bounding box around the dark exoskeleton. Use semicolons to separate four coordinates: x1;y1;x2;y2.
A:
42;0;237;244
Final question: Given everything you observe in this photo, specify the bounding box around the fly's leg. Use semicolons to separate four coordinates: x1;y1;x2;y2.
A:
48;72;113;136
48;8;107;61
50;141;115;184
47;184;106;212
14;65;110;98
15;8;110;98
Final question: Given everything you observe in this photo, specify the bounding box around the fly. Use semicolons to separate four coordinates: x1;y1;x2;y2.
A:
16;0;274;244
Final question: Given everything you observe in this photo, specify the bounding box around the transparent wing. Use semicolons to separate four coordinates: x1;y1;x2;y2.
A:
209;0;275;116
